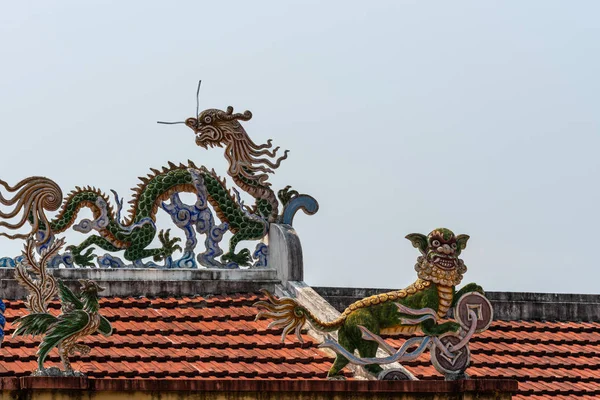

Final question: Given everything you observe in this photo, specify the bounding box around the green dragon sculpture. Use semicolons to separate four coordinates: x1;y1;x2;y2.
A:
12;237;112;375
255;228;485;379
0;106;290;267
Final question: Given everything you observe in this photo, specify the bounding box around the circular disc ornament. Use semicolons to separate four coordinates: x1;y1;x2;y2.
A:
430;334;470;376
454;292;493;333
378;368;412;381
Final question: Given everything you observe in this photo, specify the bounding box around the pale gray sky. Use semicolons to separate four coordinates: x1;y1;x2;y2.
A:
0;1;598;293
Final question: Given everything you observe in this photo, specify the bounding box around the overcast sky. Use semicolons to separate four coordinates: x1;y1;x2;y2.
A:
0;1;598;293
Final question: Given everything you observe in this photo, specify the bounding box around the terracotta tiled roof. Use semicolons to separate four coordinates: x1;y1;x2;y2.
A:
0;293;346;380
385;320;600;399
2;292;598;398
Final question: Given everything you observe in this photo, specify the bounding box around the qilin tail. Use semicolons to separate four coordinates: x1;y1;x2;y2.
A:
254;289;346;342
0;177;62;241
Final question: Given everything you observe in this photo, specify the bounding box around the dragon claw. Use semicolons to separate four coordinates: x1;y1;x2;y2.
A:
221;248;251;266
277;185;299;207
156;229;182;260
66;246;96;267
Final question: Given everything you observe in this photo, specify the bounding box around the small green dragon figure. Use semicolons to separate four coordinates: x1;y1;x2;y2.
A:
255;228;484;379
12;237;112;375
0;106;290;267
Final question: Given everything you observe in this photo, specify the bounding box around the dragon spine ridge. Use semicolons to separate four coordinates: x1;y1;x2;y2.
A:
0;106;294;266
57;163;262;264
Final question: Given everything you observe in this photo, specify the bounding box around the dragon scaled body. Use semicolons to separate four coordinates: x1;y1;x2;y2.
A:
0;106;290;267
256;228;485;379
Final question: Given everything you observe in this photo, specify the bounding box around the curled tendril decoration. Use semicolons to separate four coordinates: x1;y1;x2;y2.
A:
254;289;306;343
0;177;62;241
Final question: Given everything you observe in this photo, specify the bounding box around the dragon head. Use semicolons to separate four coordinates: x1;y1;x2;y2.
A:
78;279;105;295
406;228;469;286
184;106;289;185
185;106;253;150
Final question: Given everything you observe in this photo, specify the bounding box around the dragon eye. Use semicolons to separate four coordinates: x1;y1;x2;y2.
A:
204;116;212;124
432;240;441;247
451;243;457;249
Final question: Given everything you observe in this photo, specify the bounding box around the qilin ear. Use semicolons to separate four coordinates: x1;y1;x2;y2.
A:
456;234;470;254
405;233;428;255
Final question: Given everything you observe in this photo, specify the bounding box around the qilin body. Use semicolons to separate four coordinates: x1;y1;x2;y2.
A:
255;228;485;379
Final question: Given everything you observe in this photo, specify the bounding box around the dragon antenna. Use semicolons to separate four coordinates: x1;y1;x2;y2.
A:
157;80;202;125
196;79;202;117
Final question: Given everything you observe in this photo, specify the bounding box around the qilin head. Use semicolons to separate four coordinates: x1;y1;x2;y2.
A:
184;106;289;186
406;228;469;286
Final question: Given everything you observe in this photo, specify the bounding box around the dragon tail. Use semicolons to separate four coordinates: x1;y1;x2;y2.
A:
0;177;63;240
254;289;346;343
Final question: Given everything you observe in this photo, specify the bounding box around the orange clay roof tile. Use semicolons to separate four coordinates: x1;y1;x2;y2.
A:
1;292;599;397
1;293;348;380
384;315;600;398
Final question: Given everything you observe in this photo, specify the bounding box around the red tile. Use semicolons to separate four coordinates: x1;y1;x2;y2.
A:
2;296;600;396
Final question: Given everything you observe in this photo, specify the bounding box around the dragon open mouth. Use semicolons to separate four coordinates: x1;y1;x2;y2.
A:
195;125;223;149
196;141;221;149
195;135;222;149
195;138;207;149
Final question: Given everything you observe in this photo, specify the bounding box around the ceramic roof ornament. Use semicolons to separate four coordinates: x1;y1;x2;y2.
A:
12;237;113;376
0;83;317;269
256;228;493;380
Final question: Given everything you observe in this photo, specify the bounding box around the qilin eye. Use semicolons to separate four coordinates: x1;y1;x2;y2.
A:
204;116;212;124
451;243;457;249
432;240;441;247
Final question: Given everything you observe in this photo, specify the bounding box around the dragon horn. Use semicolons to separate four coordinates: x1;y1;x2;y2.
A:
217;106;252;121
